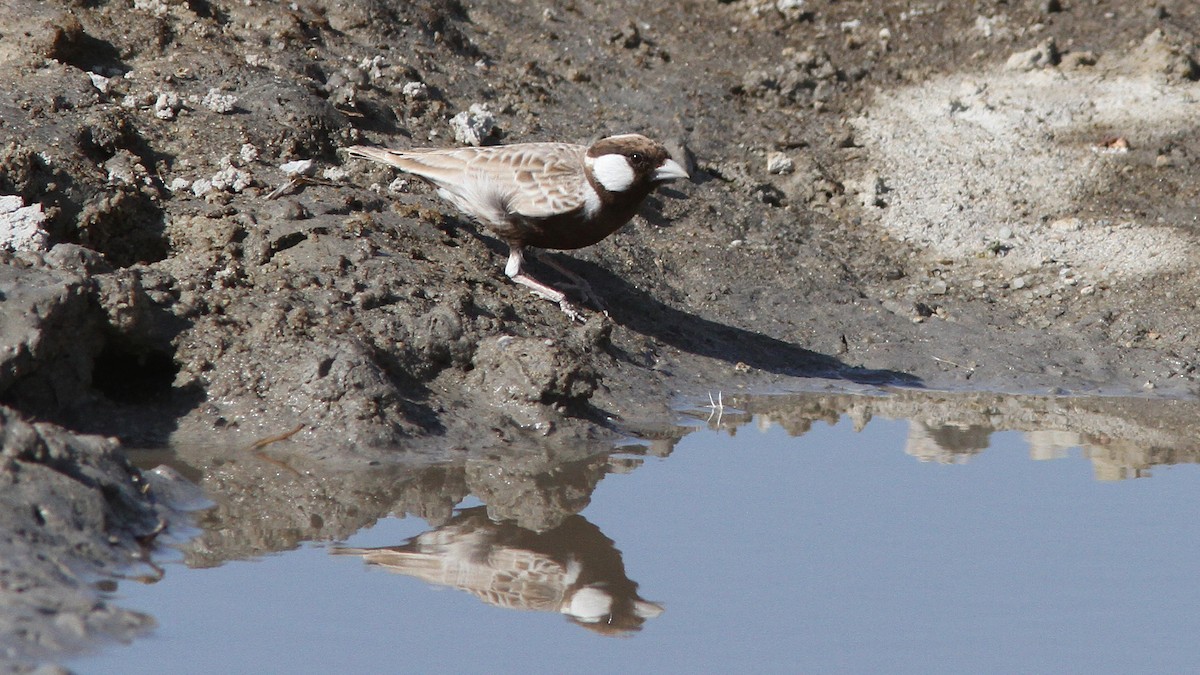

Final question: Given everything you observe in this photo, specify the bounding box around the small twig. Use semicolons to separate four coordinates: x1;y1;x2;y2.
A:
247;424;306;451
245;424;308;476
932;356;975;377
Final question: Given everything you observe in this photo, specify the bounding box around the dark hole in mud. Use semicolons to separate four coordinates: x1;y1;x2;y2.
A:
92;345;178;404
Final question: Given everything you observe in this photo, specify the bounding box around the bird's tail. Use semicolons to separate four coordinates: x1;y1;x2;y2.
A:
344;145;403;166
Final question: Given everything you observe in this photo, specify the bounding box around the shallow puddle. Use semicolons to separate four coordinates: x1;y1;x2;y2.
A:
72;390;1200;673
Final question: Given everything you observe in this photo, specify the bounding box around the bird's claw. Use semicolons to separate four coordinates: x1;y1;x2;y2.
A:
559;299;585;323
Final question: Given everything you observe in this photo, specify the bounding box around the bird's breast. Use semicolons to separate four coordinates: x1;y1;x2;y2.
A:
516;203;641;250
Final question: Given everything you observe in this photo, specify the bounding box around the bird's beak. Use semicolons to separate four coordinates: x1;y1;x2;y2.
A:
652;158;689;182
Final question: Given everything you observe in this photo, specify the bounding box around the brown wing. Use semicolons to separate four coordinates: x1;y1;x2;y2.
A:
345;143;590;220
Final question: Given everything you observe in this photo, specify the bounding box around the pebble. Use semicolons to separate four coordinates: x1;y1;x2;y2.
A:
323;166;349;181
201;88;238;114
88;71;112;94
239;143;260;163
1010;276;1027;290
154;91;181;120
766;151;794;175
280;159;317;177
401;81;429;101
450;103;496;146
1005;39;1059;71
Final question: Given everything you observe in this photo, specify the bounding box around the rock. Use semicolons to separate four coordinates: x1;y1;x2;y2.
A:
200;88;239;114
450;103;497;147
0;195;50;252
401;81;429;101
1005;39;1060;71
766;151;795;175
153;91;182;120
280;159;318;177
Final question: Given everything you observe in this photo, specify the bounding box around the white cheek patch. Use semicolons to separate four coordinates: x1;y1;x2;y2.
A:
591;153;636;193
564;586;613;622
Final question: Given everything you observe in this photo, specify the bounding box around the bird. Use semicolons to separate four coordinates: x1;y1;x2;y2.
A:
346;133;689;320
333;507;664;635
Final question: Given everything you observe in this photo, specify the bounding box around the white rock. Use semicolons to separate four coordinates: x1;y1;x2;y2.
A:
88;72;112;94
358;55;386;80
191;178;213;196
201;88;238;114
210;164;253;192
401;81;429;100
322;166;349;181
133;0;173;17
154;91;181;120
239;143;260;164
168;177;191;192
450;103;496;147
776;0;806;14
0;195;50;252
280;159;317;177
766;151;795;175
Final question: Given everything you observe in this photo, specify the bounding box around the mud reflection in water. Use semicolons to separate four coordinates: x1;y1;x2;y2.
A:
691;389;1200;480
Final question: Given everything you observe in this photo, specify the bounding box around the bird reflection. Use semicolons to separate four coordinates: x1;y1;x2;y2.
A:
334;507;662;635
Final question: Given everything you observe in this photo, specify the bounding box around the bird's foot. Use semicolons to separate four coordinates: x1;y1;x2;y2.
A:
514;273;587;322
531;252;607;312
558;299;586;323
525;290;585;323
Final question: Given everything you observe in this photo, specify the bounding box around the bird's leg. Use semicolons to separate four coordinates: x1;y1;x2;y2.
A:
529;251;606;312
505;247;584;322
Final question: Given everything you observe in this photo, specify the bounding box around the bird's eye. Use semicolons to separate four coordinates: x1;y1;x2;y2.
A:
629;152;645;166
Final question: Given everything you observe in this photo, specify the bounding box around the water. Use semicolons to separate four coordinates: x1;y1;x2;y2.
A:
71;391;1200;674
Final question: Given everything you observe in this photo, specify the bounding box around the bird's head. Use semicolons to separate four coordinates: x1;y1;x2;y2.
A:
585;134;689;195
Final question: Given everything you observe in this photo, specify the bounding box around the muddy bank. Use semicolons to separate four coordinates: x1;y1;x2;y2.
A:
0;406;197;670
1;0;1199;666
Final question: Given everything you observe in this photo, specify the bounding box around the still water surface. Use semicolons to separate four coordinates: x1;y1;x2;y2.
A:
74;393;1200;673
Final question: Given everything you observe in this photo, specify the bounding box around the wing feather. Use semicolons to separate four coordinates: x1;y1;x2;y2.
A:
346;143;589;221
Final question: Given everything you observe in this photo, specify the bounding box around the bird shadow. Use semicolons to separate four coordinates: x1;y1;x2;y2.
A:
545;256;922;388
